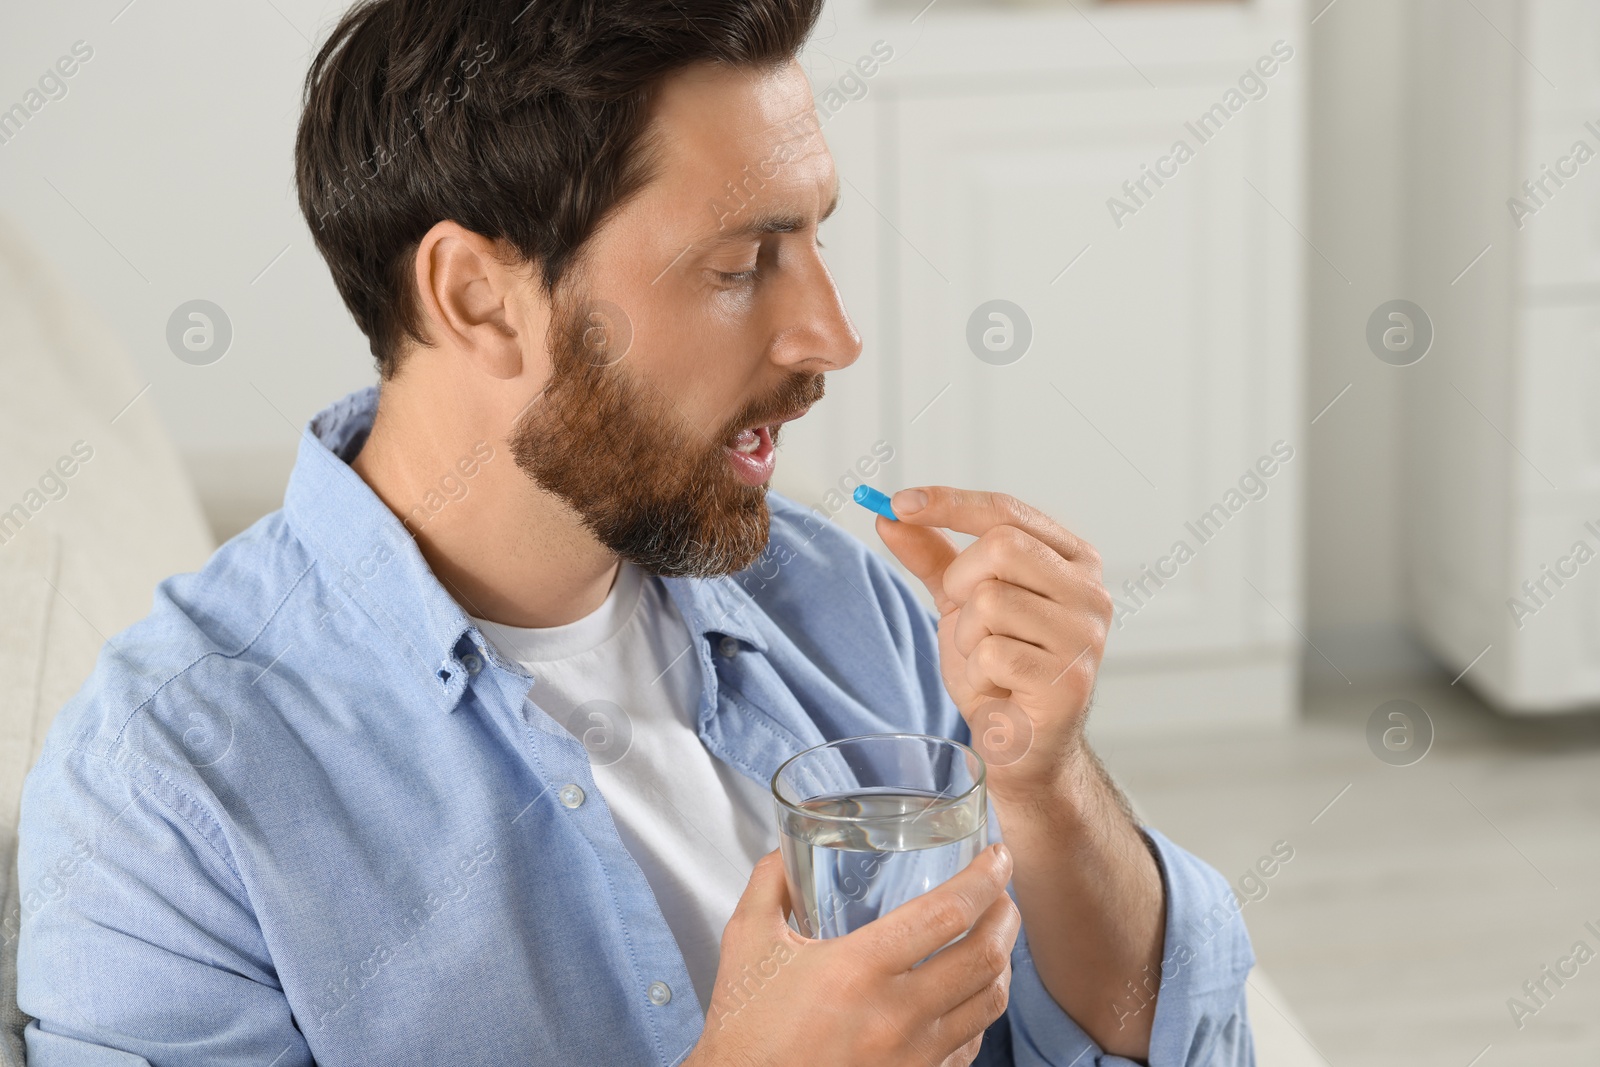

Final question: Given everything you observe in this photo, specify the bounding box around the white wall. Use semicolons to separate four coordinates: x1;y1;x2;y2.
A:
0;0;377;538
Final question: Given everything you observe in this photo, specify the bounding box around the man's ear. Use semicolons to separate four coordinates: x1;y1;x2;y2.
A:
412;221;534;381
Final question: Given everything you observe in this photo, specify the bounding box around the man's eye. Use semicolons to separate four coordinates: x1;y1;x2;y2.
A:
718;240;820;283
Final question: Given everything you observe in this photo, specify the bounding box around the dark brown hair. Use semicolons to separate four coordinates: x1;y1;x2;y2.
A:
295;0;824;377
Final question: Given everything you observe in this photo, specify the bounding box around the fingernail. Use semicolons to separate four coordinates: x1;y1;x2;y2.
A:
994;843;1010;865
892;488;927;515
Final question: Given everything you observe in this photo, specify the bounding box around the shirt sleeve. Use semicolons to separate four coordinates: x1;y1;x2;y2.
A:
987;823;1256;1067
17;742;310;1067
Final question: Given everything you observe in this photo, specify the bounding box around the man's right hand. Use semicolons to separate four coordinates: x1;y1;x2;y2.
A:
686;843;1020;1067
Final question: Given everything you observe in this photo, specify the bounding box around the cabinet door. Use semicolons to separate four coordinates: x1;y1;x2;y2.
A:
1524;0;1600;116
1501;302;1600;707
1515;0;1600;289
1517;115;1600;290
886;81;1302;663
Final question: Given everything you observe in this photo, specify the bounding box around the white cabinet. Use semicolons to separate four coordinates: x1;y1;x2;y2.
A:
777;0;1308;734
1405;0;1600;711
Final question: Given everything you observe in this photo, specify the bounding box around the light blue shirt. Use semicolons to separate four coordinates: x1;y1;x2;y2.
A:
18;388;1256;1066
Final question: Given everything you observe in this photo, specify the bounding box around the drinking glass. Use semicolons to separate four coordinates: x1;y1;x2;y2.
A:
771;733;988;940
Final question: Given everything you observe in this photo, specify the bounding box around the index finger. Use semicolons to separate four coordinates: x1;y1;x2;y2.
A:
888;487;1088;562
851;842;1013;973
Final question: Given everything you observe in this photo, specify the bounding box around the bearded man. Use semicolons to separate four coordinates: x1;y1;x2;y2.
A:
17;2;1254;1064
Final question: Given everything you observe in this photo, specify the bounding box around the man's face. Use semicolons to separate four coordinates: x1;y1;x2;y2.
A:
509;58;861;578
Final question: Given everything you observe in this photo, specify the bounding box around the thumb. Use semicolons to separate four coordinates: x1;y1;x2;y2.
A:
730;850;795;936
874;513;960;613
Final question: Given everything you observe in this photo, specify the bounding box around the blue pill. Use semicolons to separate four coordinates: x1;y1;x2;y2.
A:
853;484;898;521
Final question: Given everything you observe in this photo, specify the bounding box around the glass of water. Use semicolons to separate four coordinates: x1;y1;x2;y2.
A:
771;733;989;940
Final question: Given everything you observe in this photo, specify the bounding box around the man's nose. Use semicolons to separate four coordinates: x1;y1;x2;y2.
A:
770;252;863;372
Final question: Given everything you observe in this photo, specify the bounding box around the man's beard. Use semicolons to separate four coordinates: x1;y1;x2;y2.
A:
508;284;825;578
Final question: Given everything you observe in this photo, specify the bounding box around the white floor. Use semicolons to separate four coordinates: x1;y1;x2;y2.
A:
1097;676;1600;1066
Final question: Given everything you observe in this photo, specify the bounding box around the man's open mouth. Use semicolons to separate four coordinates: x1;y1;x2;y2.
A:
723;408;809;486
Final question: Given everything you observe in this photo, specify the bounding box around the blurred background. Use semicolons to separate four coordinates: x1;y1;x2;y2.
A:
2;0;1598;1062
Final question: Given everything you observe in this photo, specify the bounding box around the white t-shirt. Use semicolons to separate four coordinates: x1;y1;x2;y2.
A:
471;561;779;1012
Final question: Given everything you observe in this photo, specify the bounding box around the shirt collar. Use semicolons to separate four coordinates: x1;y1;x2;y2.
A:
282;388;770;713
660;572;770;656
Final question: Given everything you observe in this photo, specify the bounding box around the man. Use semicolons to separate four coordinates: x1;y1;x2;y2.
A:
17;1;1255;1064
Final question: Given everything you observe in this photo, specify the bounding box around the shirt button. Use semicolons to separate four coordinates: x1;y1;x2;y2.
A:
558;784;585;809
647;980;672;1006
717;636;740;658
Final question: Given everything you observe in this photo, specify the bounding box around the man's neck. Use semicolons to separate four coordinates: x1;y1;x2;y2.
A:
350;385;621;629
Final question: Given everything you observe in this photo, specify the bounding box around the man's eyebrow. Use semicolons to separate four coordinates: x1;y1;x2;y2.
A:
703;176;842;242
